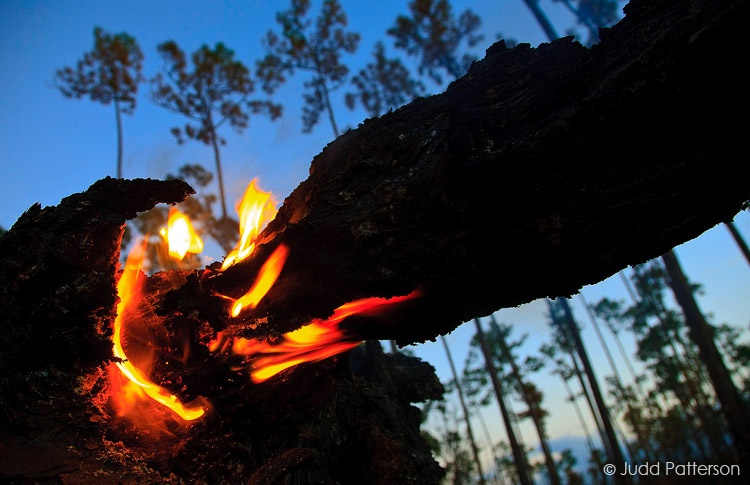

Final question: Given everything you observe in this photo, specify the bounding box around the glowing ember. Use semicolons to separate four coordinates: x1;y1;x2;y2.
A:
159;206;204;260
214;291;420;383
110;238;205;421
221;178;277;270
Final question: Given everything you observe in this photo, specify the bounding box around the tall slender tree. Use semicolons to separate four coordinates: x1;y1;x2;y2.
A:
630;261;731;460
725;221;750;267
661;249;750;467
345;41;426;118
440;335;487;484
54;27;143;179
521;0;559;42
488;316;562;485
257;0;360;137
151;41;281;227
550;297;628;483
539;342;598;457
387;0;483;85
466;318;534;485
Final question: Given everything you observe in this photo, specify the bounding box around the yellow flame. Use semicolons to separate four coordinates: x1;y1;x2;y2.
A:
160;206;204;260
229;244;289;317
221;179;277;270
112;238;205;421
214;291;421;383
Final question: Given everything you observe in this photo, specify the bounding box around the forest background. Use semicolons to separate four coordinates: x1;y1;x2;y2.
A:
1;1;749;483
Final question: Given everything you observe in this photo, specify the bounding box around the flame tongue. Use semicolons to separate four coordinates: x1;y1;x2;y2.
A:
110;238;205;422
221;178;277;270
220;291;421;383
107;176;421;431
160;206;204;261
229;244;289;317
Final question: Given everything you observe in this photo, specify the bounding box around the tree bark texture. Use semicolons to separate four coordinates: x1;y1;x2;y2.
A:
1;0;749;482
208;0;750;346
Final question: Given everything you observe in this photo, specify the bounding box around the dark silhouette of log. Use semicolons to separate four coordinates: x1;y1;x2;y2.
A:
213;0;749;346
0;180;445;483
1;0;749;482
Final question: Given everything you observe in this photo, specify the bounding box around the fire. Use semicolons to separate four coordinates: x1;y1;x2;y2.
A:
217;178;287;318
159;206;204;260
215;291;420;383
228;244;289;317
221;178;277;270
107;176;422;431
206;178;422;383
109;238;205;422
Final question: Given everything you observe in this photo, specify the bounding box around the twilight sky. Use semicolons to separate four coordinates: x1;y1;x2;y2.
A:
2;0;748;473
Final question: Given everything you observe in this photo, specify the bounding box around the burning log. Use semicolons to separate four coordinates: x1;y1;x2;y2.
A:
1;0;749;482
0;178;444;482
213;0;750;345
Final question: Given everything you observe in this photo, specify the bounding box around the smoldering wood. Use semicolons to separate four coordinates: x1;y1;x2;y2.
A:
0;181;445;483
212;0;750;346
1;0;749;482
0;177;194;371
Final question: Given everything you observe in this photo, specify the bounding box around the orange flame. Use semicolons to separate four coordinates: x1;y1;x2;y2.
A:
109;175;420;430
110;238;205;421
215;291;420;383
215;179;287;318
221;178;277;270
228;244;289;317
159;206;204;260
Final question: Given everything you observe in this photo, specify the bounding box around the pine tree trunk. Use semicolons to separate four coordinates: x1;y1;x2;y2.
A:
210;128;228;220
725;221;750;267
491;315;562;485
114;97;123;179
661;249;750;468
557;297;628;483
473;319;534;485
440;336;487;485
521;0;559;41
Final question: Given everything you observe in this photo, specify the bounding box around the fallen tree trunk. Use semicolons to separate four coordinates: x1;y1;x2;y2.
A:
1;0;749;482
213;0;749;345
0;179;446;482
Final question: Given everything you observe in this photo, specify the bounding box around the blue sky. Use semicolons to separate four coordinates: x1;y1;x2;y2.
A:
2;0;749;478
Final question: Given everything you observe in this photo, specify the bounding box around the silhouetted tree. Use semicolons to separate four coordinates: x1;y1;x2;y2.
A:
548;297;628;483
440;335;487;484
345;41;425;118
257;0;360;137
464;318;534;484
54;27;144;179
725;220;750;267
553;0;625;45
661;249;750;467
151;41;281;224
489;316;561;485
387;0;483;85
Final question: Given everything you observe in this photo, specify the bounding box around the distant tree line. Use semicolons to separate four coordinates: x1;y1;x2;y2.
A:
50;4;750;485
53;0;622;267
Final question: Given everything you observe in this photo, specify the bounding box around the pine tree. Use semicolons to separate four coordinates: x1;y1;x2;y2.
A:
387;0;482;85
257;0;360;137
54;27;143;179
151;41;280;228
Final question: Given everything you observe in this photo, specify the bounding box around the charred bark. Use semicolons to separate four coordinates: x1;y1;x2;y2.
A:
0;176;194;372
1;0;749;482
210;0;750;346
